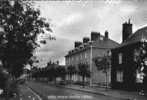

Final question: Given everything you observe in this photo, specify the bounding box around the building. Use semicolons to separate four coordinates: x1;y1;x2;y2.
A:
65;31;119;84
111;20;147;91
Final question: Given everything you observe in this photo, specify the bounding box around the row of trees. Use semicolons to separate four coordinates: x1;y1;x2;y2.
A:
31;64;66;82
31;63;90;85
67;63;90;84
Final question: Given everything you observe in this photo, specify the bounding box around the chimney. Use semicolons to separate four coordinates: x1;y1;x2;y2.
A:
105;30;109;39
122;19;132;42
74;41;82;48
91;32;100;41
83;37;90;43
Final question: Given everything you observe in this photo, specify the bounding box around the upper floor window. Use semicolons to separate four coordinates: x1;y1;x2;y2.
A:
118;53;123;64
84;52;87;58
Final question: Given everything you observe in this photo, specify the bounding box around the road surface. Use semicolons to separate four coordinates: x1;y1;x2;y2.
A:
23;81;124;100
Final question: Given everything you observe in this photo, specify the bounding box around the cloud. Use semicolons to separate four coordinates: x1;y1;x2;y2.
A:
35;36;73;66
57;13;83;27
34;0;147;66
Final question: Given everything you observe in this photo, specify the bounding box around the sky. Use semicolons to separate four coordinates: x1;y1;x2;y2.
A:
33;0;147;66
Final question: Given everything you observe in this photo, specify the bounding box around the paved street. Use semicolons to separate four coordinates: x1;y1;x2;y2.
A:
26;81;124;100
1;81;146;100
0;84;42;100
18;85;42;100
1;80;146;100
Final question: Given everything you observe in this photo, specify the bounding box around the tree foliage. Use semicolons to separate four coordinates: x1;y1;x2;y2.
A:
56;66;66;80
93;56;110;73
78;63;90;85
93;55;111;89
67;65;77;82
31;62;67;82
67;65;76;76
78;63;90;77
135;42;147;91
0;0;51;78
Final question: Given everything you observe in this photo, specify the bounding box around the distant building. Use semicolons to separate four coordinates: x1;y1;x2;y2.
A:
65;31;119;84
111;20;147;91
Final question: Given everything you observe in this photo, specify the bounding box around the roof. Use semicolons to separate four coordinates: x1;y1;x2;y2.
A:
91;36;120;49
65;35;120;57
116;26;147;48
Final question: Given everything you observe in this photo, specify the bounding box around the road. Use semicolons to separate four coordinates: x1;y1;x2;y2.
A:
15;85;42;100
22;81;125;100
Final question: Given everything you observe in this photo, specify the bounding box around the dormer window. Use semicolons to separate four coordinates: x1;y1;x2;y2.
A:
118;53;123;64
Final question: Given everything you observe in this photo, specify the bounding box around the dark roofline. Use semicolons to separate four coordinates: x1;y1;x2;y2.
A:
65;36;120;57
113;25;147;49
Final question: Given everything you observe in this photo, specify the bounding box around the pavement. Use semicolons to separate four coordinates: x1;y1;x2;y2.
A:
56;84;147;100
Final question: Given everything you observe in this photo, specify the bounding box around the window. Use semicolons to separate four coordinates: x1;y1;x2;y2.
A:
116;71;123;82
69;57;71;64
67;58;69;65
118;53;123;64
80;54;82;59
71;57;74;62
71;57;73;61
85;52;87;58
100;36;103;40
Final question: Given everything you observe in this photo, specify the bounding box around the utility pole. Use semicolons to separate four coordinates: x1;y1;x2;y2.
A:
105;50;111;90
90;44;93;86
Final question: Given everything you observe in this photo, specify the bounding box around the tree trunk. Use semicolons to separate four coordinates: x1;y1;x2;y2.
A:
82;75;85;88
70;74;72;85
54;77;56;85
105;71;108;91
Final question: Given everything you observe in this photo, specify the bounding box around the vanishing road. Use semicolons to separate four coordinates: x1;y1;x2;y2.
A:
18;81;125;100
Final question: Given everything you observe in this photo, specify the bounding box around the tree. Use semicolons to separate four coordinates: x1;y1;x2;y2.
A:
0;67;9;89
45;62;57;81
0;0;51;78
50;66;58;84
0;0;52;97
78;63;90;87
135;42;147;92
93;55;111;90
56;66;66;81
67;65;76;83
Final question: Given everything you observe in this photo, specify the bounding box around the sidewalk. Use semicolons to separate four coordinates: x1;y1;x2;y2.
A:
60;84;147;100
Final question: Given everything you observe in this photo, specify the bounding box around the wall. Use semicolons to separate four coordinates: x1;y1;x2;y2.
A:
66;47;111;84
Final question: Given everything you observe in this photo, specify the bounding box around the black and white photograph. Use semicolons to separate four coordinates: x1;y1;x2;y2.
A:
0;0;147;100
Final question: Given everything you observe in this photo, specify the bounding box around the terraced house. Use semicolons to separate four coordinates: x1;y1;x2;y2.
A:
65;31;119;85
